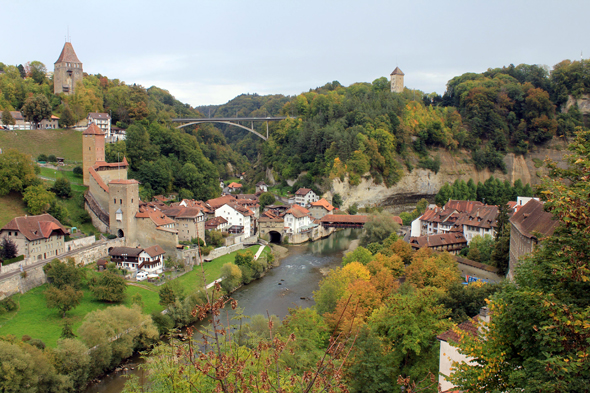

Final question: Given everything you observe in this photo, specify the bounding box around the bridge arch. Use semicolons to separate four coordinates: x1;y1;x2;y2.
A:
176;120;267;140
268;231;283;244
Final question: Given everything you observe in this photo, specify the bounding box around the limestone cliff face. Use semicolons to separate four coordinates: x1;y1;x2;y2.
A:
325;144;568;210
564;94;590;114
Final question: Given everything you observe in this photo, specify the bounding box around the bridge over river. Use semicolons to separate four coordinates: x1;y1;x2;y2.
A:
320;214;368;229
171;116;290;140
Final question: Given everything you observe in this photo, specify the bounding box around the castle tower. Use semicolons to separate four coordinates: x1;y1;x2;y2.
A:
390;67;405;93
54;42;83;95
108;180;139;242
82;124;105;186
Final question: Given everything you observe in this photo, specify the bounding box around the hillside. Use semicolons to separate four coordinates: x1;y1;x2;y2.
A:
0;129;82;162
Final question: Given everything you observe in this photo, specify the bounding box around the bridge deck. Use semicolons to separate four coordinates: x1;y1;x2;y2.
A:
320;214;368;228
171;116;289;122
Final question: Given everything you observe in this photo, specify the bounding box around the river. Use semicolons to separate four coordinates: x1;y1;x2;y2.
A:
84;228;361;393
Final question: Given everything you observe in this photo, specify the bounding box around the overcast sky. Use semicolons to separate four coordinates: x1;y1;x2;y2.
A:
3;1;589;107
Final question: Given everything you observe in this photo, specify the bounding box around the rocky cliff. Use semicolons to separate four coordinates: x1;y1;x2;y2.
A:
325;142;569;212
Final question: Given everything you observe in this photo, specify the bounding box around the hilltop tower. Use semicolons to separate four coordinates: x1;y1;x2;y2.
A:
82;124;105;186
54;42;83;95
390;67;404;93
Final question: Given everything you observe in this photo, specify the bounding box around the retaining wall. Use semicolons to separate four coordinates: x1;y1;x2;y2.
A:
65;235;96;252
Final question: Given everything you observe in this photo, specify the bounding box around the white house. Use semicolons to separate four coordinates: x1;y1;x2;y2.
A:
138;245;165;274
87;112;111;139
215;203;254;237
284;204;313;234
294;188;318;207
256;181;268;193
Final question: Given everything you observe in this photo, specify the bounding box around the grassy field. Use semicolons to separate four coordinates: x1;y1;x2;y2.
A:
0;192;27;228
0;245;270;347
0;129;83;163
39;167;87;192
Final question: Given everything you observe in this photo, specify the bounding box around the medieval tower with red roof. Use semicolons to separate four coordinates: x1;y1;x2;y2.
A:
54;41;83;95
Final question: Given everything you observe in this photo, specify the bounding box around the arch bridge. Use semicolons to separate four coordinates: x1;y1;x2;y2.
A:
171;116;290;140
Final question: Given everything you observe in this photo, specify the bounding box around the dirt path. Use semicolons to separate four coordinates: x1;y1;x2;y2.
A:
126;282;155;291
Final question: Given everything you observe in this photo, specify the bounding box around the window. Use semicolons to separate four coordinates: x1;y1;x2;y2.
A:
114;198;116;204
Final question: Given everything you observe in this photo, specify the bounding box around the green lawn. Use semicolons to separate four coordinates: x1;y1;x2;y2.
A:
39;167;87;193
0;129;83;163
0;245;271;347
0;192;27;228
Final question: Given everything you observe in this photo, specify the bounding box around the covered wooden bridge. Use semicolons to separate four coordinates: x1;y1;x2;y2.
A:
320;214;368;228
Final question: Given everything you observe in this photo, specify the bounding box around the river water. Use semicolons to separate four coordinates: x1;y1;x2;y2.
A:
84;228;361;393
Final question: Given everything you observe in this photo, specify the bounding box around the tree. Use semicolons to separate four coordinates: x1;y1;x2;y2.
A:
50;177;72;198
0;236;18;259
258;192;275;209
347;203;358;215
0;149;38;196
220;262;242;293
23;185;55;215
26;61;47;84
466;234;494;265
361;211;400;245
342;246;374;266
332;193;343;208
158;284;177;307
450;129;590;391
21;94;51;129
59;106;76;128
405;248;461;291
45;285;83;318
2;108;15;127
43;258;84;289
49;338;91;391
89;271;127;302
60;319;76;339
72;166;83;177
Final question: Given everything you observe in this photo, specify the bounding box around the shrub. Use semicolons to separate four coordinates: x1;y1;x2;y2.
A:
47;154;57;163
73;166;83;176
0;297;17;313
37;153;48;162
417;155;441;174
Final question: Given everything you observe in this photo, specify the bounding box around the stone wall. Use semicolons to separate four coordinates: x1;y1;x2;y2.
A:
286;226;333;245
135;217;178;256
65;235;96;252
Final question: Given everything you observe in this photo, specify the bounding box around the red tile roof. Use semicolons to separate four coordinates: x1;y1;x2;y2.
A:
310;198;334;211
1;214;68;241
295;188;313;196
88;112;111;120
410;233;467;249
161;206;202;219
319;214;368;224
55;42;81;64
207;195;237;209
509;199;558;240
392;216;403;225
285;204;311;218
205;216;228;229
144;245;165;257
437;316;480;343
228;182;242;188
83;123;104;135
135;206;175;227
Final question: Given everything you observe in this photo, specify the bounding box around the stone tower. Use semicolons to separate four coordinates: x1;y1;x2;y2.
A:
54;42;83;95
390;67;404;93
108;179;139;240
82;124;105;186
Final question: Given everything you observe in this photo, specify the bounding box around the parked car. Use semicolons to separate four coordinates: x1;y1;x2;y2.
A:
136;271;148;281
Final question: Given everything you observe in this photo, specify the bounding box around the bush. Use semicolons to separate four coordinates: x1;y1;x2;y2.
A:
0;297;17;313
417;155;441;174
37;153;48;162
47;154;57;163
73;166;83;176
3;254;24;265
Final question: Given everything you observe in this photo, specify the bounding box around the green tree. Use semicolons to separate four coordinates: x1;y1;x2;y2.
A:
59;106;76;128
50;177;72;198
0;149;38;196
45;285;83;318
347;203;358;215
332;193;343;208
23;185;55;215
158;284;177;307
60;319;76;339
26;61;47;84
361;211;400;245
72;166;83;177
48;338;91;391
342;246;374;266
89;271;127;302
43;258;84;289
466;234;494;265
2;108;15;127
258;192;275;209
21;94;51;129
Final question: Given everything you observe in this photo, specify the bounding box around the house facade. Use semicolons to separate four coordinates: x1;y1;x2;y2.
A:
138;245;165;274
284;204;313;234
409;233;468;254
308;198;334;220
0;214;68;261
215;203;254;236
87;112;111;139
294;188;319;207
508;199;558;279
160;206;206;243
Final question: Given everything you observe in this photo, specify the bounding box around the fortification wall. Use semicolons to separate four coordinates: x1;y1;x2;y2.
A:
135;218;178;256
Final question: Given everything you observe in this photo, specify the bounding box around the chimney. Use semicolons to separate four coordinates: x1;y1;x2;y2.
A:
478;306;490;336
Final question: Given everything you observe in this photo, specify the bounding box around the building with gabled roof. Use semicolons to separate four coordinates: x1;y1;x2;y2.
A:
309;198;335;219
160;205;206;243
508;199;558;279
294;188;318;207
87;112;111;139
54;41;83;95
0;214;68;261
284;204;315;234
409;233;468;254
205;216;229;231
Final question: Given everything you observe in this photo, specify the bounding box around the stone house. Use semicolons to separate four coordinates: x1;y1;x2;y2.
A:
508;199;558;279
308;198;335;220
294;188;319;207
205;216;229;232
160;206;206;243
0;214;68;261
7;111;29;130
39;115;60;129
